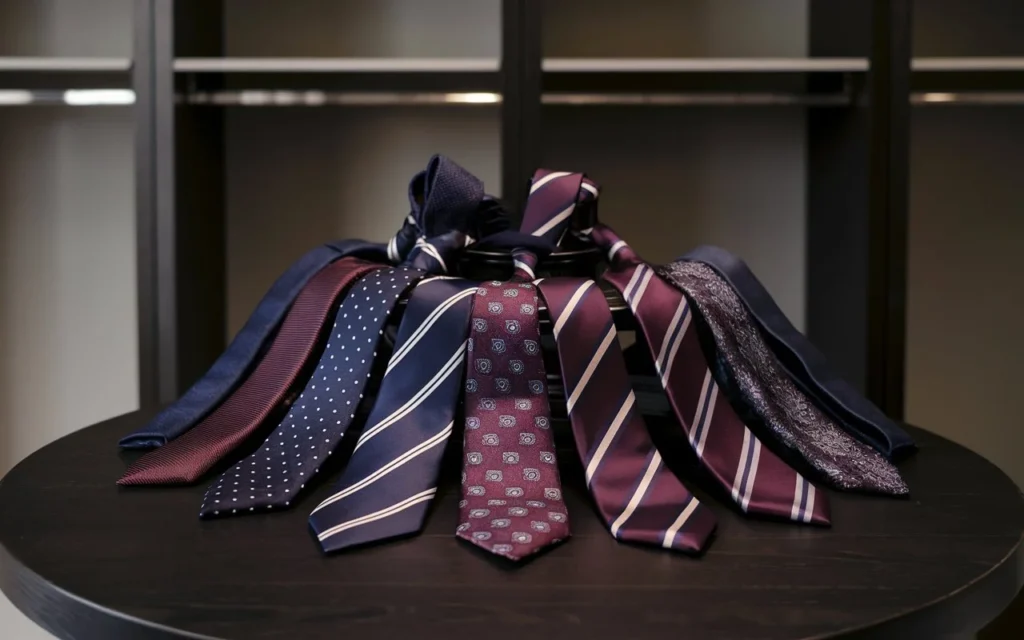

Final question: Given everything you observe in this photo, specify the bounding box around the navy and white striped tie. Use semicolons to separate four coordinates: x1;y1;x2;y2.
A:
309;277;477;551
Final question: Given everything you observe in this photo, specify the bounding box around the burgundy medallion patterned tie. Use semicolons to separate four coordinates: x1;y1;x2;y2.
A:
593;225;830;526
457;274;570;560
118;258;381;485
537;277;717;551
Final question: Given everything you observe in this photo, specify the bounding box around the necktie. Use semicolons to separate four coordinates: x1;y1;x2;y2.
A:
657;261;908;496
117;258;381;485
594;226;830;526
457;273;570;560
308;277;477;550
678;245;915;461
199;267;422;516
518;168;717;551
119;240;384;450
519;169;596;244
537;277;717;552
199;155;488;515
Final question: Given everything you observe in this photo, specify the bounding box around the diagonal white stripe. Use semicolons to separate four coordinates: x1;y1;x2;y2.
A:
529;171;572;194
630;268;654;307
791;476;806;522
621;264;644;301
662;497;701;549
689;370;713;446
607;240;628;263
610;452;663;537
731;428;752;505
531;203;575;238
695;381;718;458
567;324;616;413
552;280;594;338
311;423;452;512
387;235;399;263
386;288;475;374
655;299;687;375
802;484;816;523
581;182;599;197
357;345;465;450
659;307;691;387
741;438;762;512
416;239;448;273
317;488;437;541
513;259;535;279
584;392;635;486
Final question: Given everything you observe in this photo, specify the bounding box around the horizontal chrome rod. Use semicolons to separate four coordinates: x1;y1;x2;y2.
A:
3;89;1024;108
4;56;1024;75
0;89;135;106
175;90;1024;107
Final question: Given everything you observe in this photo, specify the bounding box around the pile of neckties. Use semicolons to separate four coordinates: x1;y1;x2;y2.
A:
118;155;914;561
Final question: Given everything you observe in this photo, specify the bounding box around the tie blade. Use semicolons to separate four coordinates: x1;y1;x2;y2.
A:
613;499;718;554
602;457;718;554
197;466;304;518
734;435;832;527
809;490;831;526
456;517;571;561
312;487;438;553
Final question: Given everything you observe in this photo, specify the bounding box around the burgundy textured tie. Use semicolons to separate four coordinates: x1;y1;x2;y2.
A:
537;277;717;551
594;225;830;526
118;258;381;486
457;274;570;560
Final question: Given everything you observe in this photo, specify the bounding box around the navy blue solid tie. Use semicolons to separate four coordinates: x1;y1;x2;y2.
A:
119;240;385;450
673;246;916;461
308;277;476;550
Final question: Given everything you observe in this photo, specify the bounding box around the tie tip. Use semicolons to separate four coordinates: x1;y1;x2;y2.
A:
805;491;832;527
455;529;570;562
811;505;831;527
653;503;717;555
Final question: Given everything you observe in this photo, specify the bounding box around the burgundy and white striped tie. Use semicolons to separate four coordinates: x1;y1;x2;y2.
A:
593;224;830;526
519;169;597;246
537;277;717;551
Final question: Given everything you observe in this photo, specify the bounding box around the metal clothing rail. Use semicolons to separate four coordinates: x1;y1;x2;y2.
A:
6;89;1024;108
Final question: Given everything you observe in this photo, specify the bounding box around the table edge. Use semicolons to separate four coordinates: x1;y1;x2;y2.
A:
1;415;1023;639
1;538;221;640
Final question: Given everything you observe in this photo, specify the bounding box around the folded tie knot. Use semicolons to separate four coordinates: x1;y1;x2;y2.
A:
520;170;600;244
388;154;487;274
587;223;640;267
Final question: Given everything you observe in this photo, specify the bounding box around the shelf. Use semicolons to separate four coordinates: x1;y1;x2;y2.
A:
174;57;502;93
543;58;869;73
542;57;863;96
912;57;1024;92
912;57;1024;71
0;57;132;90
167;56;1024;106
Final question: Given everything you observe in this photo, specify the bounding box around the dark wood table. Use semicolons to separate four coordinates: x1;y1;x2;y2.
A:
1;413;1022;639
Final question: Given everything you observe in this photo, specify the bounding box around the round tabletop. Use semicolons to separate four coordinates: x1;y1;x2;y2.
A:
1;414;1022;640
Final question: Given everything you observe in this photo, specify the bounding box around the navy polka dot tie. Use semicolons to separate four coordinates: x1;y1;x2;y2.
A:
200;267;421;517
